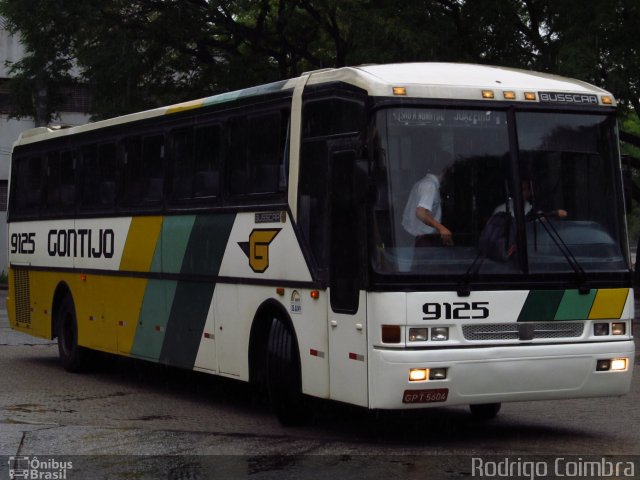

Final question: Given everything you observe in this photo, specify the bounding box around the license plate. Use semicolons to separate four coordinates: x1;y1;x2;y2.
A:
402;388;449;404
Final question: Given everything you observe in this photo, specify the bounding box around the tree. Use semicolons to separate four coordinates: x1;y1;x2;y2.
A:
0;0;374;119
2;0;640;127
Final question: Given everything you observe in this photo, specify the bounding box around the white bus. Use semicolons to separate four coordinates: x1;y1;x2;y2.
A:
7;63;634;424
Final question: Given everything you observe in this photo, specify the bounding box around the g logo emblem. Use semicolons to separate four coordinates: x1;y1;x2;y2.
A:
238;229;281;273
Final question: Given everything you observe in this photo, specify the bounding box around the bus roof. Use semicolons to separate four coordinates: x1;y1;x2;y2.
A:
14;63;614;147
357;63;607;93
306;63;613;103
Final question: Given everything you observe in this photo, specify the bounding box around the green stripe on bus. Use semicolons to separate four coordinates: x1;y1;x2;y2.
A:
161;215;197;274
160;281;215;369
180;214;236;276
554;289;597;320
149;229;163;273
131;280;177;360
159;213;236;369
517;290;565;322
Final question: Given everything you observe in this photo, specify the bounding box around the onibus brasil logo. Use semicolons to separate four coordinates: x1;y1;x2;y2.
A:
8;456;73;479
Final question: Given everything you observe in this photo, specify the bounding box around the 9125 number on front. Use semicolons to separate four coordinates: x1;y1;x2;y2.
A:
422;302;489;320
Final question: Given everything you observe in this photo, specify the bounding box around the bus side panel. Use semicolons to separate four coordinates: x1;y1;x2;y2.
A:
217;212;313;284
193;295;217;372
119;214;232;368
213;283;330;399
292;289;330;399
214;283;255;379
327;291;368;407
214;211;329;397
65;273;147;355
7;268;59;340
6;267;141;355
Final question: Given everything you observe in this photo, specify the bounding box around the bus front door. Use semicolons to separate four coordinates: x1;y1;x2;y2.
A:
328;149;368;407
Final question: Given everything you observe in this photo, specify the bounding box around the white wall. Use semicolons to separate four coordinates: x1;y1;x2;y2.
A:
0;26;25;77
0;22;91;275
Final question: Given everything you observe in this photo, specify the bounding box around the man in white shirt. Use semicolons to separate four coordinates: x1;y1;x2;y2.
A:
402;158;453;247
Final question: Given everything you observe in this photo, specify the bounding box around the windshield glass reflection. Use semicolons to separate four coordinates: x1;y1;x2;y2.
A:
371;108;628;276
517;112;627;273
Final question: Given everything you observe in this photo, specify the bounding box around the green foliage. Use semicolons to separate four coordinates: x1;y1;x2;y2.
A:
2;0;640;128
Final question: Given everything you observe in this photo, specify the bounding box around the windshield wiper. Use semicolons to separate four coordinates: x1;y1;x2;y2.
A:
529;212;589;293
458;253;483;296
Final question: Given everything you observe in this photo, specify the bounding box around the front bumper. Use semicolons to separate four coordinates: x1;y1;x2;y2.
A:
368;340;634;409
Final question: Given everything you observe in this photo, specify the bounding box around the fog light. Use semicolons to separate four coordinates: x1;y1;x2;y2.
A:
596;359;611;371
429;368;447;380
593;323;609;336
409;328;428;342
409;368;428;382
382;325;401;343
611;358;628;371
431;327;449;341
612;323;626;335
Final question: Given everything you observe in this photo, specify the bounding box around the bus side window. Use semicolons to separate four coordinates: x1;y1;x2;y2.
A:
80;144;99;207
171;126;195;200
142;135;165;203
194;124;221;198
228;110;288;197
122;134;164;207
298;95;366;279
299;140;329;275
46;150;76;212
170;124;221;201
97;143;117;206
303;98;363;138
122;136;143;205
14;155;44;214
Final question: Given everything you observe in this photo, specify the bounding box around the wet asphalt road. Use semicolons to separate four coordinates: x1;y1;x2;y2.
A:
1;305;639;479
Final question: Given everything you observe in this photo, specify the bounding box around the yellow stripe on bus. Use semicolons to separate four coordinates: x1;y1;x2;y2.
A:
120;217;163;272
588;288;629;320
165;99;204;115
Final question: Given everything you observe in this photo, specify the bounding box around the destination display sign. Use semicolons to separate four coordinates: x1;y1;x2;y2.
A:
390;109;505;127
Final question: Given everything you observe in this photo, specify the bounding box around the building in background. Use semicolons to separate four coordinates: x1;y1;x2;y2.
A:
0;18;91;274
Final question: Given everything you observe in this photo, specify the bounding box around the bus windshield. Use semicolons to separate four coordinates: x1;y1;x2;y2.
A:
371;107;627;276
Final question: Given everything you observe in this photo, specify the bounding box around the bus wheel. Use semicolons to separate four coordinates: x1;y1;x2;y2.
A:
57;295;87;372
266;317;305;426
469;403;501;420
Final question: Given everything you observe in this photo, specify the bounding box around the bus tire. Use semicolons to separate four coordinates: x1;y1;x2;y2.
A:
56;295;87;373
469;403;501;420
266;317;305;426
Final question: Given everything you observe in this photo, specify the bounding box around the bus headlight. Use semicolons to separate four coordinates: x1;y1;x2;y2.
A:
593;323;609;336
612;323;626;335
431;327;449;341
611;358;628;371
429;368;447;380
408;328;428;342
596;358;628;372
409;368;428;381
